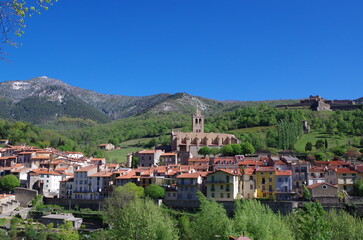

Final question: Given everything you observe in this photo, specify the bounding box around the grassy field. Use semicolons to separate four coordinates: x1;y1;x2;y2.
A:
294;131;360;152
104;147;143;164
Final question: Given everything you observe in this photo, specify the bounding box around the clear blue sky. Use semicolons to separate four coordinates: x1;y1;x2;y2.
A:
1;0;362;101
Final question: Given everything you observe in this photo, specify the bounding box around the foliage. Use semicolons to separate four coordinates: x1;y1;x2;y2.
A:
145;184;165;199
105;198;178;240
209;147;220;156
315;139;325;150
291;201;331;240
197;146;211;158
277;120;303;150
314;152;326;161
233;200;294;240
305;141;313;151
189;192;231;240
0;174;19;191
353;179;363;196
325;209;363;240
240;142;255;154
302;185;312;200
0;0;56;56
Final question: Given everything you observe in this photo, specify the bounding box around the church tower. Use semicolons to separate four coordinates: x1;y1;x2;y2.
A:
192;109;204;133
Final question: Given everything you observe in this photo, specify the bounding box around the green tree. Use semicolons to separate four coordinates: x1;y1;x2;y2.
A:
314;152;326;161
240;142;255;155
197;146;211;158
57;221;79;240
0;0;56;57
305;141;313;151
302;184;312;200
292;201;331;240
145;184;165;199
0;174;20;191
315;139;325;150
190;192;231;240
220;145;234;156
105;198;178;240
209;147;220;156
233;200;294;240
325;209;363;240
353;179;363;196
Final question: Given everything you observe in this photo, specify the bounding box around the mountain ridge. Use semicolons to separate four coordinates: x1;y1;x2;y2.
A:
0;76;315;123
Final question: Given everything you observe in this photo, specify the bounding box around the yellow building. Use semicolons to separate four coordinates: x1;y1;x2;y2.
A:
256;166;276;199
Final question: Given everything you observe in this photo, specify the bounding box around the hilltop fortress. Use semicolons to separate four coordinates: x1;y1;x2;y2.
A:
277;95;363;111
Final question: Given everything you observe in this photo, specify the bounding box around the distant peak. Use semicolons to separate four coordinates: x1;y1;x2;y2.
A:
40;76;48;79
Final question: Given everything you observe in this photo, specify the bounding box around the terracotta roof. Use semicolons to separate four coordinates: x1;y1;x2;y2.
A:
238;160;264;166
176;172;201;179
335;168;359;174
276;170;292;176
160;152;177;156
0;194;14;200
89;171;113;177
307;182;338;189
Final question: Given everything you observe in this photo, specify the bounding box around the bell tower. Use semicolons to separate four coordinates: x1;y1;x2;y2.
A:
192;109;204;133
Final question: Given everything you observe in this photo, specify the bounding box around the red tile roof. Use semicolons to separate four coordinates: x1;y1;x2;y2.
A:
176;172;201;179
276;170;292;176
335;168;359;174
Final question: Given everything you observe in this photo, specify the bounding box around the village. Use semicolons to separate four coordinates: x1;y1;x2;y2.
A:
0;109;361;226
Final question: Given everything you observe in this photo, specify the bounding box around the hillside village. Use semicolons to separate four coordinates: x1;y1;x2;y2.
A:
0;110;361;219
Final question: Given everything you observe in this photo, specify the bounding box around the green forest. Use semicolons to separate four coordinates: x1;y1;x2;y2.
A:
0;105;362;160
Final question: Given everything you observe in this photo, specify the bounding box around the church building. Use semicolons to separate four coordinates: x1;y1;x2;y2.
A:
171;109;240;164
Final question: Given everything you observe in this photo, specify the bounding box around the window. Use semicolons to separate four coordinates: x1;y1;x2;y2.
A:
226;185;230;192
211;185;215;191
269;185;272;191
211;176;215;182
278;178;282;182
220;193;224;198
220;185;224;190
226;175;230;182
269;178;272;182
263;193;266;198
47;175;49;178
211;193;215;198
227;193;231;198
250;185;253;190
262;178;265;184
261;172;264;175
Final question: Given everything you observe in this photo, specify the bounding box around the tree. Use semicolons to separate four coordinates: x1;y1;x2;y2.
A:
104;198;178;240
240;142;255;155
145;184;165;199
325;209;363;240
0;174;20;191
292;202;331;240
220;145;234;156
305;141;313;151
209;147;220;156
315;139;325;150
190;192;231;240
353;179;363;196
56;221;79;240
197;146;211;158
233;200;294;240
0;0;56;58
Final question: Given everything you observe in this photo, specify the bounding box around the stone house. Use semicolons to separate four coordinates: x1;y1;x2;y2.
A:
307;182;338;198
97;143;115;151
136;150;164;167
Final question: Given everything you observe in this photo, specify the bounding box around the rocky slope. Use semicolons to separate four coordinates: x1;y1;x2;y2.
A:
0;76;299;123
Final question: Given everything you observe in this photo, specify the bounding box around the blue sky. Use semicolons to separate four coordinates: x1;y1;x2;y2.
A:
1;0;362;101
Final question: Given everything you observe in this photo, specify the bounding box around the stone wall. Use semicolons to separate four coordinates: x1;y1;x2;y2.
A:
44;198;104;211
14;187;38;207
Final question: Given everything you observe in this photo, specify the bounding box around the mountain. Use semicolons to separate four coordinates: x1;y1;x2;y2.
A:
0;76;299;124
